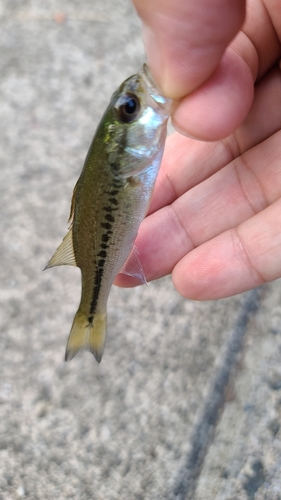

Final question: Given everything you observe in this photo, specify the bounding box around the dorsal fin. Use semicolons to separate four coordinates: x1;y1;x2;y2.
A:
44;228;77;269
68;180;78;227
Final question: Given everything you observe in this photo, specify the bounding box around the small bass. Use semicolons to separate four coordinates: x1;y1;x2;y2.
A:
46;64;172;362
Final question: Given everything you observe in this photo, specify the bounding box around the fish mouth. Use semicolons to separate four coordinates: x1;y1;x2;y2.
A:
140;64;174;117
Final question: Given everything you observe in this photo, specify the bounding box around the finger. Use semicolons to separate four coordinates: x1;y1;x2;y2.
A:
149;64;281;214
173;198;281;299
172;48;254;140
171;130;281;249
171;0;281;140
232;0;281;81
132;0;246;98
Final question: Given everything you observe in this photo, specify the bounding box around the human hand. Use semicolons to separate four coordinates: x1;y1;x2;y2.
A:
116;0;281;300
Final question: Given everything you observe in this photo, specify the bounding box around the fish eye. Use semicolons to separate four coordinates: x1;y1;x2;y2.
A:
117;94;140;123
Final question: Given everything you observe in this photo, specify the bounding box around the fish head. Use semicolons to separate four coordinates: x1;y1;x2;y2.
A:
103;64;174;178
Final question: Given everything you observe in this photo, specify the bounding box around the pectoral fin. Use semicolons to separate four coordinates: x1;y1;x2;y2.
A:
120;245;147;285
44;228;77;269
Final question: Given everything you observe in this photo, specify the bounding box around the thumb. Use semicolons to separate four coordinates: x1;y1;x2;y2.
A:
133;0;246;99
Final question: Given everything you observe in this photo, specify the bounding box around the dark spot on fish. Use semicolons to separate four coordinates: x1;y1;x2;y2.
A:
98;259;105;267
98;250;107;258
109;198;118;206
105;213;115;222
127;176;140;187
113;179;123;189
111;190;119;196
101;243;108;249
90;268;103;314
101;222;112;231
110;162;118;173
88;316;93;324
102;234;110;243
104;205;117;213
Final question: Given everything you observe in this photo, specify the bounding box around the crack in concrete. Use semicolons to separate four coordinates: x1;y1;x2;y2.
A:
169;288;262;500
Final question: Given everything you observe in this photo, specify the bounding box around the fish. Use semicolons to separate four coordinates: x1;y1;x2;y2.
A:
45;64;173;363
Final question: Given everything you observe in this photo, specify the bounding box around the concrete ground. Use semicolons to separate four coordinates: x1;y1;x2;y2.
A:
0;1;280;499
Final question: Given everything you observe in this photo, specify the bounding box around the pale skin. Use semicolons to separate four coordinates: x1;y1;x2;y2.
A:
116;0;281;300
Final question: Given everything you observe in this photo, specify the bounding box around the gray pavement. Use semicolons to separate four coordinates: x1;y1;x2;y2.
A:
0;1;280;499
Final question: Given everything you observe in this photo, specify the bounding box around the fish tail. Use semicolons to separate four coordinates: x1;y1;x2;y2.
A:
65;309;107;363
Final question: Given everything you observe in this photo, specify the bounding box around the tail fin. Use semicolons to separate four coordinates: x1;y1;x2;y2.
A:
65;309;107;363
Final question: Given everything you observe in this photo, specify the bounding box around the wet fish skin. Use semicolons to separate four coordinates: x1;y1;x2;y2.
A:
46;65;173;362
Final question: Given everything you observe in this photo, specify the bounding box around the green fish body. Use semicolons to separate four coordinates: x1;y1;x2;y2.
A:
46;65;172;362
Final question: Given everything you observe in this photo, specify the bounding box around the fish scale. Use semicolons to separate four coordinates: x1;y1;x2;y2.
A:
45;65;173;363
